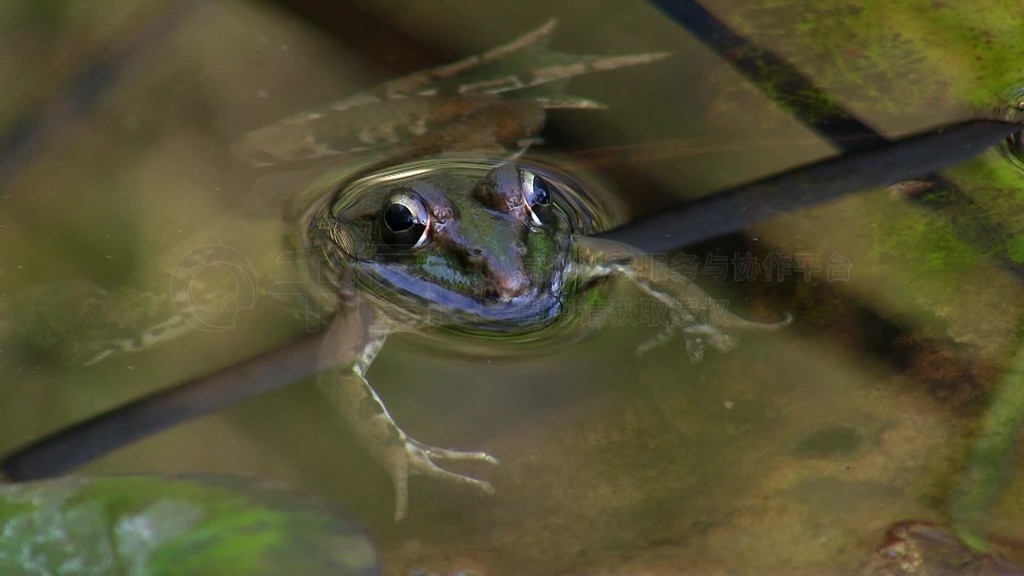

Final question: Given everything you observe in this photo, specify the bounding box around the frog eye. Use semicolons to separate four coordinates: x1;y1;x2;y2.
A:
520;169;551;226
381;190;429;249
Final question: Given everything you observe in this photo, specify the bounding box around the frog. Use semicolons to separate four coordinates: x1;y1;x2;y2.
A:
305;155;789;520
4;20;789;521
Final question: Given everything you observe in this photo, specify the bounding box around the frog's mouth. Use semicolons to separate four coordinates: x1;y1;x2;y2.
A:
359;260;565;331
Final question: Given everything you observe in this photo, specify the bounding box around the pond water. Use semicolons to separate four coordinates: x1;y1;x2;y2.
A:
2;0;1024;574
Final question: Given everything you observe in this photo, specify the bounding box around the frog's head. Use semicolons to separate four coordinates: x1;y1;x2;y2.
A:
320;162;574;323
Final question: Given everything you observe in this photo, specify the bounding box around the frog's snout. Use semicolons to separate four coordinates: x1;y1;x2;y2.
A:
486;268;531;300
465;249;531;300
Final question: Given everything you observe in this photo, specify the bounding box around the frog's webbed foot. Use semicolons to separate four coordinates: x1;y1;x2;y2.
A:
636;323;719;361
573;236;792;361
320;364;500;521
384;438;499;522
636;307;792;360
320;369;500;522
318;308;499;521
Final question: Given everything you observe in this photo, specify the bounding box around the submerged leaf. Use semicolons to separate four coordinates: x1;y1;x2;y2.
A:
0;476;377;576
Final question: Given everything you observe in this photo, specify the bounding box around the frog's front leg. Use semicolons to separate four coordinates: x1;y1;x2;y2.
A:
317;299;498;521
574;236;790;360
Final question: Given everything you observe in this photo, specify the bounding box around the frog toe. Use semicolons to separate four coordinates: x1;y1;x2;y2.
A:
725;311;793;332
635;322;732;359
409;439;500;465
385;439;498;521
415;460;497;497
635;327;675;356
683;324;736;353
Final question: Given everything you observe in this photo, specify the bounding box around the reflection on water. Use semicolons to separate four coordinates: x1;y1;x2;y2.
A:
3;0;1024;573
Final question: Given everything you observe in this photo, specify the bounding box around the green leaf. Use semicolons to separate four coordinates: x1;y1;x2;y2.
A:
0;476;378;576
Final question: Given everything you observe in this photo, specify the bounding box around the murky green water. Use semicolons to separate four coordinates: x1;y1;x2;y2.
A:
3;0;1024;574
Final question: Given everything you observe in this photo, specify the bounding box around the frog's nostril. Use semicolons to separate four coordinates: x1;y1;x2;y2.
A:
467;248;484;263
